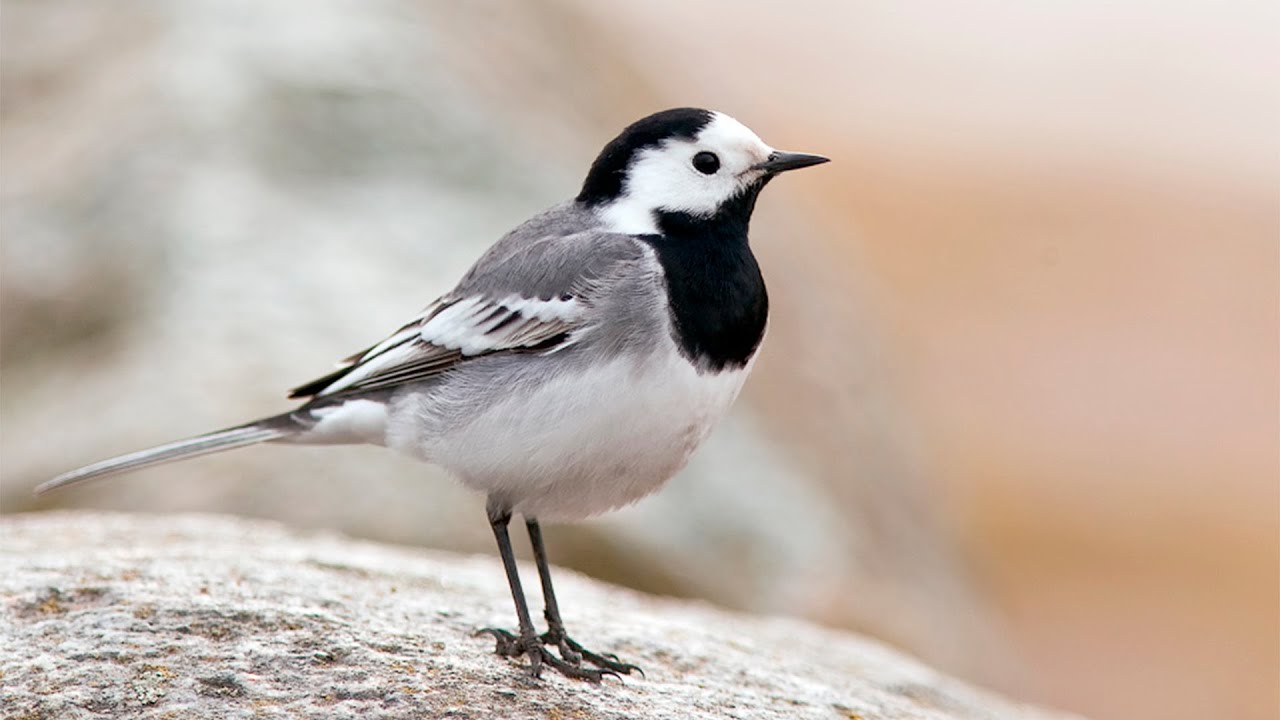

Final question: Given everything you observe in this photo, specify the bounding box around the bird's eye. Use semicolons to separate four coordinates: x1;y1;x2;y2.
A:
692;151;720;175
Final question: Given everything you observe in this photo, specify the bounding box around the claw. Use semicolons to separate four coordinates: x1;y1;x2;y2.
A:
562;636;643;677
537;646;614;682
476;627;524;656
559;642;583;666
480;626;642;681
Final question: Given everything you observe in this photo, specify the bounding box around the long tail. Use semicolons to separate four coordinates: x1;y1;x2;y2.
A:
35;418;297;496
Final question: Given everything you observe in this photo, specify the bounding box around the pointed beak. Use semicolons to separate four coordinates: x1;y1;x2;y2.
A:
754;151;830;174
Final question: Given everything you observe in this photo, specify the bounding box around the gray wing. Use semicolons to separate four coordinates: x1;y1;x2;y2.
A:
290;204;648;400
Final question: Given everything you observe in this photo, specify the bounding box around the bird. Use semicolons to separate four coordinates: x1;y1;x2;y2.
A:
36;107;829;682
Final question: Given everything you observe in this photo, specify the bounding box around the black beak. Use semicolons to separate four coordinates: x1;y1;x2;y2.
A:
754;151;830;174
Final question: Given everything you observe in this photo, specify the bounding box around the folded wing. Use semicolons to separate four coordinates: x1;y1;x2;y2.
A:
289;293;587;399
290;222;647;400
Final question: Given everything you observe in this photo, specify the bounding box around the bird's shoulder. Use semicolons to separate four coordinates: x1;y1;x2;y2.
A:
453;201;650;300
288;202;651;400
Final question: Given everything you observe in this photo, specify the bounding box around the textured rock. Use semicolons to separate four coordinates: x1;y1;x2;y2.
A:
0;512;1071;720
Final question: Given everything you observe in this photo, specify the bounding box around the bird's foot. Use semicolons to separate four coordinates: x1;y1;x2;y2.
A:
541;627;644;677
476;627;629;682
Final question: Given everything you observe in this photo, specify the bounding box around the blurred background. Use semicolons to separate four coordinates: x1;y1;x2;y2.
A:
1;1;1276;719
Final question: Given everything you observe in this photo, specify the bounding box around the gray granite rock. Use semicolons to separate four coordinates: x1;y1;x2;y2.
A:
0;512;1072;720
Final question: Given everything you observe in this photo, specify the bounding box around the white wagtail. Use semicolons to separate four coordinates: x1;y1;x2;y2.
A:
37;107;828;681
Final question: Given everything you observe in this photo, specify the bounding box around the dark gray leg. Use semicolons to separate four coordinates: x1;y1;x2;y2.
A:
477;507;619;681
525;519;565;641
477;509;544;676
527;518;642;677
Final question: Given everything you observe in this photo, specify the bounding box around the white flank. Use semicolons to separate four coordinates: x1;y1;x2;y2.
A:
296;399;389;445
389;347;754;521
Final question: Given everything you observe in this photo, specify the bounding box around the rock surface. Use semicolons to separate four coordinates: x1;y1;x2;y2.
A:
0;512;1070;720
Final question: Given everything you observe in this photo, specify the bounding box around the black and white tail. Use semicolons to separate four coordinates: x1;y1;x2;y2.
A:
35;418;297;495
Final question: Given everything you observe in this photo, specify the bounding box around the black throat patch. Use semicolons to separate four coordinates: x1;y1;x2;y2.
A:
641;187;769;373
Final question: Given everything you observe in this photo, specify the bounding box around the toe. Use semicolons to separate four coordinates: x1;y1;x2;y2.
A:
476;627;523;656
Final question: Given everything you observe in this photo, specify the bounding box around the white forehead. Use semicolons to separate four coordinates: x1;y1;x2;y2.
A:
696;112;773;160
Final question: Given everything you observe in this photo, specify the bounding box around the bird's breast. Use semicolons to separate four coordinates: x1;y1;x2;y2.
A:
642;220;768;373
400;346;752;520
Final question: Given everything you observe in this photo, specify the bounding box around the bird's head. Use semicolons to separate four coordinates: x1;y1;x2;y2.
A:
577;108;828;235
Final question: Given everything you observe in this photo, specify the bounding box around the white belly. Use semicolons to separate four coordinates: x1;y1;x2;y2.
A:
391;349;751;520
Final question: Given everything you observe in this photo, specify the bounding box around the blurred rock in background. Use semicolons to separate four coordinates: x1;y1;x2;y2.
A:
2;3;1276;720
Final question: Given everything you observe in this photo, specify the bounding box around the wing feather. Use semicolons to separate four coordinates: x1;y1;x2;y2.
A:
288;216;648;400
289;294;587;399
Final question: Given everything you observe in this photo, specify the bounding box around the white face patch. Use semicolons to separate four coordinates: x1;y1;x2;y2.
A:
598;112;775;235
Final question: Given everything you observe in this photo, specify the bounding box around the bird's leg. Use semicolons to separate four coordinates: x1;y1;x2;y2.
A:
525;518;572;660
527;518;643;677
477;507;616;682
477;508;544;676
